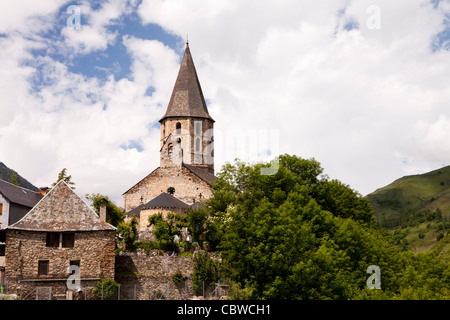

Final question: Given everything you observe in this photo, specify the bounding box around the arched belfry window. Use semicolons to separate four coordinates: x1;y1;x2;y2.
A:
176;122;181;134
195;122;201;135
195;137;201;152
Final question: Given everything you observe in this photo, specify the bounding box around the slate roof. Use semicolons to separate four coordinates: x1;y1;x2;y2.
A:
160;43;214;122
142;192;189;210
8;180;116;231
126;192;189;217
0;179;42;208
183;164;216;186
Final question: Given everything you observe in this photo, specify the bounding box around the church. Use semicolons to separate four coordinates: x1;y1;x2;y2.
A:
123;43;215;237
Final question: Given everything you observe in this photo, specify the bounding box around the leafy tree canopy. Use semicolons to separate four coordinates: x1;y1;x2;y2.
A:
85;193;125;227
52;168;76;189
206;154;449;300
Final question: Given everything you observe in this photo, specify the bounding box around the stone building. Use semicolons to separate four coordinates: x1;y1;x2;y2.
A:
123;43;215;236
4;180;116;299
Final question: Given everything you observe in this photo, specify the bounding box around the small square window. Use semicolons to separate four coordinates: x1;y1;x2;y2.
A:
46;232;59;247
62;233;75;248
38;260;49;276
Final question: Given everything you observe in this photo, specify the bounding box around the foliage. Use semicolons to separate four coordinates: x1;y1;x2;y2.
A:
9;173;19;186
206;154;450;300
85;193;125;227
148;212;185;252
192;251;220;294
117;216;138;250
149;289;164;300
172;270;188;284
185;207;208;246
52;168;76;189
93;278;120;300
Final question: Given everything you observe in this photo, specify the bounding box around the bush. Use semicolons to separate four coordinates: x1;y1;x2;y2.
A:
172;270;188;285
93;278;120;300
437;233;444;241
192;251;220;294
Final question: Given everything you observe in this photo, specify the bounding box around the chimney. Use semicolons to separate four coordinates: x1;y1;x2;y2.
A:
99;203;107;222
39;187;49;196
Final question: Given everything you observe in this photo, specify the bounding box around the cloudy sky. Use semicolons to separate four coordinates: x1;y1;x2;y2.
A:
0;0;449;206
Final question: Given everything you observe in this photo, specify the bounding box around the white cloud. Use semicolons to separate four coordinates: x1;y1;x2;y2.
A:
137;0;450;195
1;0;450;208
61;0;135;55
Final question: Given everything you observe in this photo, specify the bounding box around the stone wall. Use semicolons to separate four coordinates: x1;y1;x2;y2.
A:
123;166;213;212
115;250;195;300
115;250;225;300
5;229;115;299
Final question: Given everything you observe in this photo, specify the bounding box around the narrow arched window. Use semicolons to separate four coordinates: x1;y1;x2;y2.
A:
168;144;173;157
195;122;201;135
176;122;181;134
195;137;201;152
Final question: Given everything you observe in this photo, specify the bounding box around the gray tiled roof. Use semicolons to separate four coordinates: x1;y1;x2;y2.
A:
160;44;214;122
0;179;42;208
8;180;116;231
142;192;189;210
183;164;215;186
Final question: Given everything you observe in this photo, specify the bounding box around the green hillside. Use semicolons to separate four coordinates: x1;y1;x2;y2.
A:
367;165;450;253
0;161;39;192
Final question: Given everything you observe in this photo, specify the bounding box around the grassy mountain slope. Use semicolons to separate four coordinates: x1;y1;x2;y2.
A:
367;165;450;254
0;162;39;192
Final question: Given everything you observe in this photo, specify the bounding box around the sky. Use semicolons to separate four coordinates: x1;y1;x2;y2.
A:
0;0;449;207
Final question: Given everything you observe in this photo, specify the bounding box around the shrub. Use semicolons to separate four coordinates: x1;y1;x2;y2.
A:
192;251;220;294
172;270;188;285
93;278;120;300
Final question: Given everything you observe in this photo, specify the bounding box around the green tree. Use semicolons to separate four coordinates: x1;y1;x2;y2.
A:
9;173;19;186
93;278;120;300
148;212;184;252
85;193;125;227
52;168;76;189
185;207;208;246
210;155;450;299
117;216;138;250
192;251;220;294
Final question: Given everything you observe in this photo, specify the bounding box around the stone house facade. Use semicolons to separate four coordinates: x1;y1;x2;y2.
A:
4;181;116;299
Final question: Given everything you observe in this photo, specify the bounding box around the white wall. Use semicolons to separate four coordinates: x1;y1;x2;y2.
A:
0;194;10;230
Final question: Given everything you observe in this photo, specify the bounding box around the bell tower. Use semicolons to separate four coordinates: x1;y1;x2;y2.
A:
159;42;214;175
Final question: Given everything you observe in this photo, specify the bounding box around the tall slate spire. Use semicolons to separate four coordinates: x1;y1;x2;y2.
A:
159;43;214;122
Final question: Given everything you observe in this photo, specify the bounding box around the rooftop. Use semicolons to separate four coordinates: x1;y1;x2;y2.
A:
8;180;116;232
0;179;42;208
160;44;214;122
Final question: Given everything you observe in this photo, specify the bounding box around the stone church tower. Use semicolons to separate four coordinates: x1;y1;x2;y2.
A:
123;43;215;216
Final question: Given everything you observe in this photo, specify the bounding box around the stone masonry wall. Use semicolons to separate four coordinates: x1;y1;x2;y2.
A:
115;250;194;300
123;166;213;212
5;229;115;298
